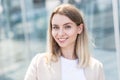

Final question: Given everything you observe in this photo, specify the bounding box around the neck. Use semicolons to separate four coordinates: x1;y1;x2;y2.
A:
61;46;77;60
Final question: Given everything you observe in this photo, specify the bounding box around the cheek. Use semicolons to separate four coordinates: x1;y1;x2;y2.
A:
67;29;78;36
70;32;78;40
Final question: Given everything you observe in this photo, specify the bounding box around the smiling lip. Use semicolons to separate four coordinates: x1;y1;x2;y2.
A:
58;38;68;43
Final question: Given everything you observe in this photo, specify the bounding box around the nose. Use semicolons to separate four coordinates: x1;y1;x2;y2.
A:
57;29;65;37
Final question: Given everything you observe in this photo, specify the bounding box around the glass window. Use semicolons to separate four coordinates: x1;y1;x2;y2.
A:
79;0;119;80
0;0;47;80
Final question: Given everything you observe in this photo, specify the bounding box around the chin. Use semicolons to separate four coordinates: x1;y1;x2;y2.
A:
58;44;67;48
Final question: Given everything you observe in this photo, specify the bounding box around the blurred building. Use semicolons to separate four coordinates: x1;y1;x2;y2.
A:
0;0;120;80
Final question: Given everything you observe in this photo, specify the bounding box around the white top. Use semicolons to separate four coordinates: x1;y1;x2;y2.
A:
61;56;86;80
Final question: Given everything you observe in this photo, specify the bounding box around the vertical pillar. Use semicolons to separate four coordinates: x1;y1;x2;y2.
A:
20;0;31;61
112;0;120;79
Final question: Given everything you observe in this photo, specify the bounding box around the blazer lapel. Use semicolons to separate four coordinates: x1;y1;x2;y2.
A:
84;67;93;80
50;59;61;80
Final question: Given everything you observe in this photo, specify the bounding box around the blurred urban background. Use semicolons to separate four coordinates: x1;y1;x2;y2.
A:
0;0;120;80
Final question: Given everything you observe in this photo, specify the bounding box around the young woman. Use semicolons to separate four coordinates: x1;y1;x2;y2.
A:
24;4;105;80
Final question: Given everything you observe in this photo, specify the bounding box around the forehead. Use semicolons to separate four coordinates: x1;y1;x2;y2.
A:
52;14;74;25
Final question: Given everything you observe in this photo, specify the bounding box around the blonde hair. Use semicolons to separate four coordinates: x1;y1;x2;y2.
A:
47;4;90;68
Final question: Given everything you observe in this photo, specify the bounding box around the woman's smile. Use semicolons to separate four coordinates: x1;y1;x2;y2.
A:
58;38;68;43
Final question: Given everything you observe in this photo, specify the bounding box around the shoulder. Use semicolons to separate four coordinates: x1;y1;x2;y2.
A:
89;57;103;68
30;52;50;66
33;53;48;60
85;57;104;73
24;53;51;80
84;57;105;80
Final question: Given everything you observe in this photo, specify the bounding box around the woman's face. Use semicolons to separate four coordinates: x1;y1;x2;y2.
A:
51;14;82;48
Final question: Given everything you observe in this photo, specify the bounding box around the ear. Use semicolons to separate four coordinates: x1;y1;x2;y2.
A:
77;23;83;34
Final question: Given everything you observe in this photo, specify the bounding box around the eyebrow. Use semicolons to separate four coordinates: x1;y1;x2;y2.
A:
52;22;73;26
63;22;73;26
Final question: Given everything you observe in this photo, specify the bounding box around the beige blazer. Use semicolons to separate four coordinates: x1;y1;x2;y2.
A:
24;53;105;80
